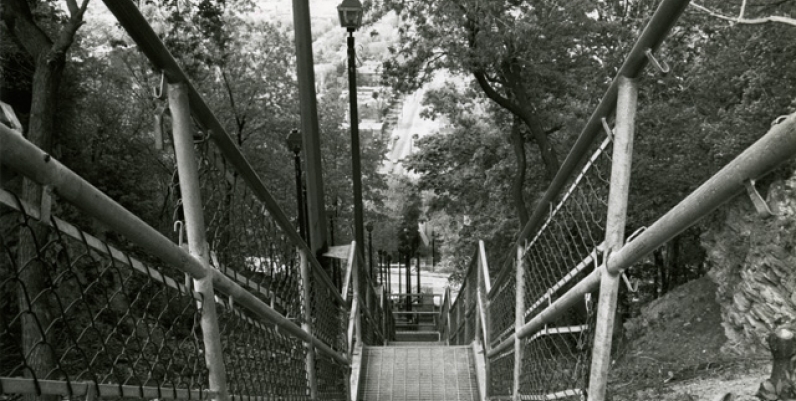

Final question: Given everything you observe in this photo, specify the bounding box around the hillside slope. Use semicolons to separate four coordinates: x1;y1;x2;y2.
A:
609;277;769;401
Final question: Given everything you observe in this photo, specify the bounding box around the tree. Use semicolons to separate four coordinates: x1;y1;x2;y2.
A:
379;0;624;226
1;0;91;395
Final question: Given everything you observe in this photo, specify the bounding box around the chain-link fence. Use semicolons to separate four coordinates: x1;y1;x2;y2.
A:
348;249;393;347
1;189;209;400
513;134;611;400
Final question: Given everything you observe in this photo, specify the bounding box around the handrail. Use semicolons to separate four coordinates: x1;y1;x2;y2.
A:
479;240;491;294
488;111;796;358
0;125;349;366
97;0;346;307
343;240;393;348
514;0;691;247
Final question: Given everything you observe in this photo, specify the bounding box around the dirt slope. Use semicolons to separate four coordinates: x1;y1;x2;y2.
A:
608;277;770;400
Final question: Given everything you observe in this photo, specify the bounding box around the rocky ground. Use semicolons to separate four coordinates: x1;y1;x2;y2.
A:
608;277;771;401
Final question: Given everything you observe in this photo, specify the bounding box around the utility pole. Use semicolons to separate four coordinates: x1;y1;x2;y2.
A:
292;0;328;261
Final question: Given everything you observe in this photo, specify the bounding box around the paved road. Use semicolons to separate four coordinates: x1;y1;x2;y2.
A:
383;87;446;176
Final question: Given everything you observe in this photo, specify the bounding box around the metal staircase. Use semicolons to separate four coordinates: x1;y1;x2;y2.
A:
358;345;480;401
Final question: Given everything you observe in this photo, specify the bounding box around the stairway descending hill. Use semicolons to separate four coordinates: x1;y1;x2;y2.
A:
358;345;480;401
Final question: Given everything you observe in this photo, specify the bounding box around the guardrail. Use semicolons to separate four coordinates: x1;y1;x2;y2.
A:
344;242;395;350
0;1;351;400
441;0;796;400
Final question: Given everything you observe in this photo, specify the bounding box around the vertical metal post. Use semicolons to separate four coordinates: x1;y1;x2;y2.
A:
168;82;229;401
474;259;482;348
291;0;328;260
587;76;638;401
513;244;526;401
347;31;366;264
353;242;363;344
293;150;307;243
387;254;392;294
405;254;411;312
299;248;319;399
431;232;435;272
416;252;421;300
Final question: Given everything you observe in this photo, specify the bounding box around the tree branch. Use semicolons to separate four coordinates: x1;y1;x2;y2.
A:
690;2;796;27
1;0;53;59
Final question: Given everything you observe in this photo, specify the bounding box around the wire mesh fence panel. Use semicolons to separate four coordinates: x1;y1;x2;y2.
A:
359;300;380;346
450;295;466;345
216;301;310;401
519;296;596;401
522;136;611;324
487;348;514;400
192;143;302;323
462;261;478;344
487;266;516;349
314;350;348;401
309;268;348;353
367;289;384;345
0;192;208;399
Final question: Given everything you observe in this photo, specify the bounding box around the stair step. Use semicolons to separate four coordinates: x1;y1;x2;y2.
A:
394;331;441;342
359;345;479;400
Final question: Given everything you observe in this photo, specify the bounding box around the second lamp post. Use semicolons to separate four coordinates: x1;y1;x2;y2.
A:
337;0;366;260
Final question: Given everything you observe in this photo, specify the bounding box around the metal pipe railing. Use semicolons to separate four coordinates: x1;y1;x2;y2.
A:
488;111;796;358
0;125;349;366
97;0;345;305
514;0;691;247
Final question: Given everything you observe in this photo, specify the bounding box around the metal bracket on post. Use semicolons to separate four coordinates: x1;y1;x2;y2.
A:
745;179;778;217
644;49;670;75
621;273;639;293
40;185;54;223
83;382;97;401
601;118;614;142
153;71;166;99
153;103;169;150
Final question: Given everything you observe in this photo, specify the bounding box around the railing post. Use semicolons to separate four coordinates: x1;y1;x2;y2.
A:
352;242;363;345
168;82;229;401
587;76;638;401
513;243;526;401
299;248;318;399
474;260;482;348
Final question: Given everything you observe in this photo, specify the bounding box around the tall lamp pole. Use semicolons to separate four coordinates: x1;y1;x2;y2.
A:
286;129;307;245
337;0;366;262
366;221;374;282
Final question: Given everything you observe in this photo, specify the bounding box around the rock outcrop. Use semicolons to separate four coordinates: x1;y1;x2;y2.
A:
701;168;796;352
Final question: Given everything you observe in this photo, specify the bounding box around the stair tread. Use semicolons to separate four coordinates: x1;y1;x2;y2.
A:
357;346;480;401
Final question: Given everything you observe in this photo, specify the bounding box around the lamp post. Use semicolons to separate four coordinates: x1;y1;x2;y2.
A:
286;129;307;245
366;221;374;282
376;249;387;289
386;253;392;295
338;0;366;263
326;207;339;289
431;229;436;273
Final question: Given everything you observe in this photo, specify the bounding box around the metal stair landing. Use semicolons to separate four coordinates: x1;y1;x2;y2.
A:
358;345;479;401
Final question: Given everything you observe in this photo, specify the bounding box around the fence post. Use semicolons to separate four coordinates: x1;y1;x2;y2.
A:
513;243;526;401
299;248;319;399
352;242;363;345
474;259;482;348
587;76;638;401
168;82;229;401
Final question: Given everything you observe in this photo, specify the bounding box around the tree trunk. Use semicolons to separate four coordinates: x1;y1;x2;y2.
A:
509;117;529;227
14;49;64;401
502;61;560;180
653;248;667;297
2;1;88;397
667;236;680;291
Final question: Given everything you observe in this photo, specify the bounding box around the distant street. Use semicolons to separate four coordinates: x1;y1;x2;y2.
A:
383;86;446;176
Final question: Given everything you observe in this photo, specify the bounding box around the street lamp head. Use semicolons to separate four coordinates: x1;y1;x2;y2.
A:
337;0;363;31
365;221;374;232
286;129;302;154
